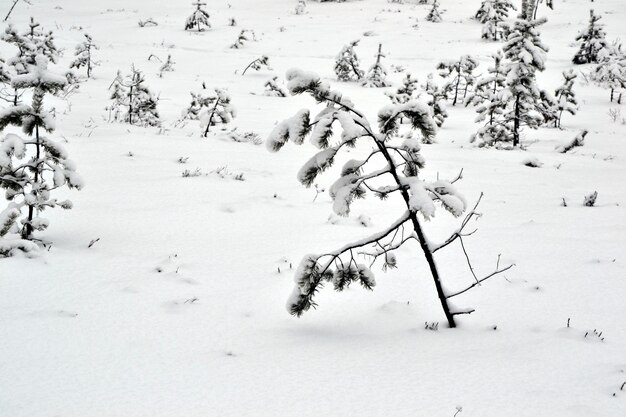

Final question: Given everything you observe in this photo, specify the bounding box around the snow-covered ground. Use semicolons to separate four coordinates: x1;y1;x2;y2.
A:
1;0;625;416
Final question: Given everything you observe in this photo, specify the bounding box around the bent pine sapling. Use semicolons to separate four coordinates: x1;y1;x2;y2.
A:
267;68;513;327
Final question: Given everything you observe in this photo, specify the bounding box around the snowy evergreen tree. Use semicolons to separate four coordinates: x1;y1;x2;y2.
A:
263;76;288;97
334;40;364;82
593;44;626;103
107;67;160;127
437;55;479;106
481;0;516;41
0;55;83;245
501;17;549;146
474;0;493;23
199;88;236;137
230;29;255;49
185;1;211;31
266;68;511;327
466;51;512;145
70;33;98;78
553;69;577;128
23;17;59;64
422;73;448;127
386;73;419;104
425;0;443;23
361;44;390;88
536;89;558;127
572;10;607;65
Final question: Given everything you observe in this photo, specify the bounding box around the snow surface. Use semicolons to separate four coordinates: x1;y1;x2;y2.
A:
1;0;626;416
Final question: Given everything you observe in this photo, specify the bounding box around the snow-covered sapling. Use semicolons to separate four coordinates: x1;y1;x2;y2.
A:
107;67;160;127
386;73;419;104
437;55;479;106
266;68;512;327
70;33;98;78
0;55;83;245
593;45;626;103
425;0;443;23
481;0;516;41
334;40;364;82
553;69;578;128
556;129;587;153
241;55;270;75
185;1;211;32
230;29;255;49
264;76;288;97
536;89;558;127
583;191;598;207
573;10;607;65
199;88;236;137
158;54;175;78
361;44;390;88
422;73;448;128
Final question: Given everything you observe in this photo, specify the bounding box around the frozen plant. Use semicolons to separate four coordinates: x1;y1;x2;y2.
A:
572;10;607;65
556;130;587;153
583;191;598;207
553;69;578;128
263;76;288;97
230;29;255;49
198;88;236;137
425;0;443;23
334;40;364;82
593;44;626;103
185;1;210;32
437;55;479;106
158;54;175;77
266;68;512;327
361;44;390;88
480;0;516;41
221;128;262;145
422;73;448;127
69;33;99;78
295;0;307;15
107;66;160;127
386;73;419;104
241;55;270;75
0;55;83;247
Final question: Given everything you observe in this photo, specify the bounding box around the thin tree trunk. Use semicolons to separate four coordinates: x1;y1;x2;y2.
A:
3;0;19;22
513;94;521;146
22;123;40;239
203;98;220;137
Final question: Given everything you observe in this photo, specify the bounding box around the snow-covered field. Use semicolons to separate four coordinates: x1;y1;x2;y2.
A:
1;0;625;416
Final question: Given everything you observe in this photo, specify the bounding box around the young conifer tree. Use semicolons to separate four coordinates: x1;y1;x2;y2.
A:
481;0;516;41
0;55;83;245
361;44;390;88
437;55;479;106
425;0;443;23
572;10;607;65
422;74;448;127
553;70;578;128
334;40;364;82
501;17;549;146
70;33;98;78
108;67;160;127
266;68;511;327
264;76;288;97
199;88;236;137
593;44;626;103
386;73;419;104
185;1;211;31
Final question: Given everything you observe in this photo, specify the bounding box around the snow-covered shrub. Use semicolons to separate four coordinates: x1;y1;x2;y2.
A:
422;73;448;127
553;70;578;128
263;76;288;97
386;73;419;104
266;68;511;327
158;55;175;78
573;10;607;65
479;0;516;41
180;88;235;137
334;40;364;81
0;56;83;246
583;191;598;207
230;29;255;49
592;44;626;103
556;130;587;153
70;33;98;78
361;44;389;88
107;66;160;127
437;55;479;106
185;1;211;31
425;0;443;23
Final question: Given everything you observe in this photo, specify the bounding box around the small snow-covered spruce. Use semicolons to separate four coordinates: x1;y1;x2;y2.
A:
583;191;598;207
241;55;270;75
386;73;419;104
593;44;626;103
107;66;160;127
474;0;493;23
199;88;236;137
536;89;558;127
69;33;98;78
556;129;586;153
501;17;549;146
553;69;578;128
465;51;512;145
0;55;83;245
572;10;607;65
425;0;443;23
264;76;288;97
158;54;175;78
230;29;254;49
334;40;364;82
295;0;307;15
422;73;448;128
23;17;60;65
481;0;516;41
437;55;479;106
361;44;390;88
267;68;512;328
185;1;210;32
